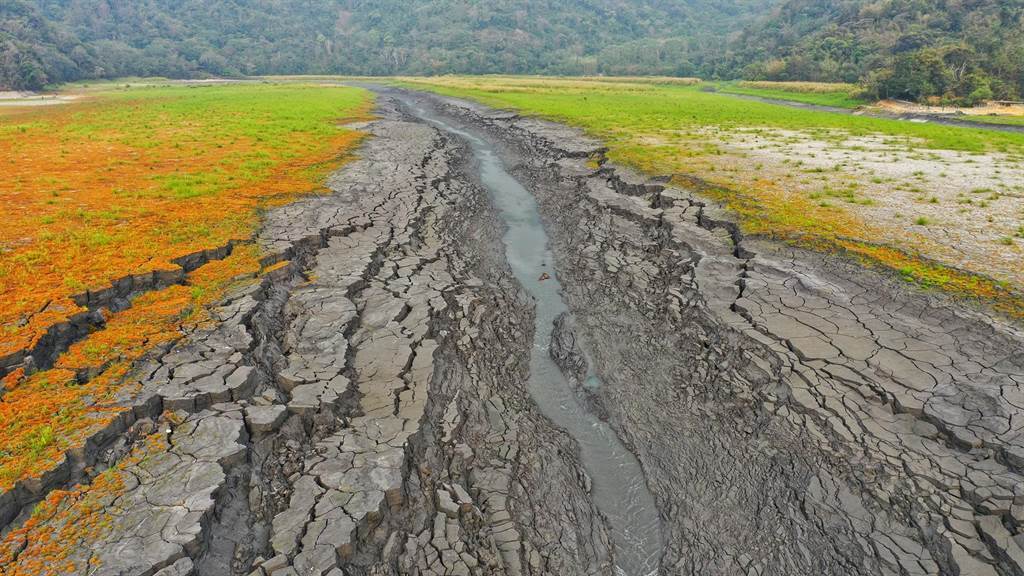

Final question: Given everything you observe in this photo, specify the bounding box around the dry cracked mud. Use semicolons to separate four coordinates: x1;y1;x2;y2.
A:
3;89;1024;576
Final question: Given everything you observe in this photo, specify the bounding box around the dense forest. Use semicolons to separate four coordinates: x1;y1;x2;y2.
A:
2;0;1023;103
729;0;1024;103
0;0;774;89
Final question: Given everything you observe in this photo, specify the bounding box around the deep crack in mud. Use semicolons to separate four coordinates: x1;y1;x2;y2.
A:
402;97;664;576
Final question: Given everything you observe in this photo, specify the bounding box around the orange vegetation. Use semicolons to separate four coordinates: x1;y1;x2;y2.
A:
0;245;263;491
0;468;124;575
0;433;167;575
0;85;370;364
0;84;371;493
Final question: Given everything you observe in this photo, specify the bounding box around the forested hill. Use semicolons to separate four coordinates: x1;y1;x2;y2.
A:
1;0;776;90
726;0;1024;102
3;0;1023;103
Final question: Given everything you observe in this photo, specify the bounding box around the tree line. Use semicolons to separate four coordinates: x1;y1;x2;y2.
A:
0;0;773;89
728;0;1024;104
3;0;1022;105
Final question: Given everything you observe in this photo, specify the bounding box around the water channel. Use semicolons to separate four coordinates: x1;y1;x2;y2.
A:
402;96;664;576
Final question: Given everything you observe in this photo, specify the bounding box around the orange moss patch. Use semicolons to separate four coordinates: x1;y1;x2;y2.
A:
0;244;265;492
0;85;371;362
0;471;123;575
1;368;24;391
261;259;292;276
0;433;166;575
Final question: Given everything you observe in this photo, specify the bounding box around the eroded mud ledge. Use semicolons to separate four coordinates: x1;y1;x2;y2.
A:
3;90;1024;576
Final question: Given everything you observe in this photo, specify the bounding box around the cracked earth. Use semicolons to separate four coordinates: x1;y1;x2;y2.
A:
2;89;1024;576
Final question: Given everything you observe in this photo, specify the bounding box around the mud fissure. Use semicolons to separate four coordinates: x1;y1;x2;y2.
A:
0;240;249;380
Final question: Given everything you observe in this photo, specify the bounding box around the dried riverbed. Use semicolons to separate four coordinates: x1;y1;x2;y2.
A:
2;89;1024;576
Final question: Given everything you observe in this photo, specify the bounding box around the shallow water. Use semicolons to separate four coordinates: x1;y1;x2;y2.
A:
404;98;664;576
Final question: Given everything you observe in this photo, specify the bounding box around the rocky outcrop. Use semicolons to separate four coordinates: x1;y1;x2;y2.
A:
422;92;1024;576
550;313;587;387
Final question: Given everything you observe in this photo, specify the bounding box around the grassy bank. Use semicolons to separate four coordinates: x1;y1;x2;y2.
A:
401;76;1022;154
956;114;1024;127
0;83;371;491
399;75;1024;317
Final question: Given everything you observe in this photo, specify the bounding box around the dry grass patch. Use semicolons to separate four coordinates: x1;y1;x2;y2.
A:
738;81;861;94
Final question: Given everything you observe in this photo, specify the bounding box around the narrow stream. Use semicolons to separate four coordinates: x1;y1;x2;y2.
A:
403;97;664;576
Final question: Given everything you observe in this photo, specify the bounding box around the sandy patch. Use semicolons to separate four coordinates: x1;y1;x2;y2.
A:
877;99;1024;118
718;128;1024;286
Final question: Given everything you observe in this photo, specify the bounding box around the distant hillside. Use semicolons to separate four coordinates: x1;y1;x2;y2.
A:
1;0;778;90
5;0;1022;104
0;1;91;90
726;0;1024;103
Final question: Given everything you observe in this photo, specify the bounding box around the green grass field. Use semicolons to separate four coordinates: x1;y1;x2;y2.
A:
401;77;1024;155
955;114;1024;127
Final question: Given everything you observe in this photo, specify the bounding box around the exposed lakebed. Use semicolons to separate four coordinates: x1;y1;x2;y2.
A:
7;87;1024;576
401;97;665;575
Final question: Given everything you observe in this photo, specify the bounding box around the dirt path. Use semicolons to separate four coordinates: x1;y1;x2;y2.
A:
3;90;1024;576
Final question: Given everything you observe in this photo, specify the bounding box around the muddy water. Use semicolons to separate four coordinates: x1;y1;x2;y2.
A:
404;99;664;575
